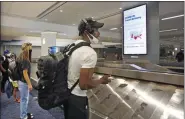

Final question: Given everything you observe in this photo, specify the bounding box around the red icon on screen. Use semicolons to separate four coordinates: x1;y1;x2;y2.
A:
130;30;142;40
131;33;142;40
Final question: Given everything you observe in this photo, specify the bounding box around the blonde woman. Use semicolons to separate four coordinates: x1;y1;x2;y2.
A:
18;43;33;119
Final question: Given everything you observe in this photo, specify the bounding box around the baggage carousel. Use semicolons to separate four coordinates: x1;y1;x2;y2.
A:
30;60;184;119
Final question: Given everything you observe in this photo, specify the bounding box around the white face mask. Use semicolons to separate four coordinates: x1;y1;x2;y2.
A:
87;34;99;44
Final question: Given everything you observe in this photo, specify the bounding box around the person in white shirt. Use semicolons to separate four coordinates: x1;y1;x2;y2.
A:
63;18;111;119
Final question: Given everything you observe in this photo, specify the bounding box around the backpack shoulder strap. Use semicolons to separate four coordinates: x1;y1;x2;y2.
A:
67;42;91;92
70;79;79;92
63;43;75;54
66;42;91;56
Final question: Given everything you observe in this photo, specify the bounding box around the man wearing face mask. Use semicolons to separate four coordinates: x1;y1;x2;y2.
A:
63;18;111;119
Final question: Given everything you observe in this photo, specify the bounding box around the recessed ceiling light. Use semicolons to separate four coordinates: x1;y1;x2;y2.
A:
60;10;63;12
159;29;178;33
110;28;118;30
73;24;75;25
45;19;48;21
92;17;94;18
121;27;122;28
119;8;122;10
162;14;184;20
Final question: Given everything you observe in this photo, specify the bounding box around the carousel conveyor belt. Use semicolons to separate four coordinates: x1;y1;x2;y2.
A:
30;63;184;119
97;63;184;75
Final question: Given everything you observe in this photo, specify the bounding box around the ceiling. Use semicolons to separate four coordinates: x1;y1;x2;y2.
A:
1;26;70;40
38;2;124;25
1;1;184;44
1;2;56;19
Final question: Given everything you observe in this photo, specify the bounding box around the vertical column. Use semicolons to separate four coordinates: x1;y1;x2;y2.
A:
122;2;160;64
41;32;57;56
146;2;160;64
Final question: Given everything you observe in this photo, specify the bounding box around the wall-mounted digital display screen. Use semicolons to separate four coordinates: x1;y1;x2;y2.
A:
123;4;147;54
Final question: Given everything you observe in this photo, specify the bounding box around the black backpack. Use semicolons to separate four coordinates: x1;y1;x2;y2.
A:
5;53;22;81
10;60;22;81
36;42;91;110
1;55;20;81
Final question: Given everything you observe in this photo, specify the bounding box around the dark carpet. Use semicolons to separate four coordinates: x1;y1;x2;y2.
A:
1;90;64;119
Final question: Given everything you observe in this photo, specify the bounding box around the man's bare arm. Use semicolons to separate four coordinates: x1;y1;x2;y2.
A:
79;68;110;90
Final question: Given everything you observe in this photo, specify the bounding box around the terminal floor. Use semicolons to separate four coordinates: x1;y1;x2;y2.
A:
1;89;65;119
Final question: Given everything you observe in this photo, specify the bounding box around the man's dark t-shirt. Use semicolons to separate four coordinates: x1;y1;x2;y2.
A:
0;55;3;65
0;55;3;73
2;57;9;70
20;60;31;83
2;56;9;76
176;52;184;62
